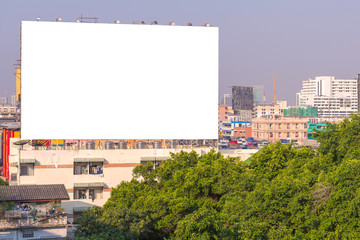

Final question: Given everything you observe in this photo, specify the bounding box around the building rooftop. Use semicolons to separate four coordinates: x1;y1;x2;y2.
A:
0;184;70;202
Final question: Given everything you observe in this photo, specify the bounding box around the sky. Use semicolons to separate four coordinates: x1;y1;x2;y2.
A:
1;0;360;105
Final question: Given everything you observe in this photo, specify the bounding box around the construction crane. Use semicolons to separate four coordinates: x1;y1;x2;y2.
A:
273;73;277;104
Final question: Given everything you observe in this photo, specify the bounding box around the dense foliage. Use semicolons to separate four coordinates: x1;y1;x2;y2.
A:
75;114;360;239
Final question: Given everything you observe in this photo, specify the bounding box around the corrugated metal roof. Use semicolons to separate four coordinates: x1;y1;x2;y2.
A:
20;159;36;164
0;184;70;202
73;207;89;212
140;156;169;161
73;182;104;188
74;158;105;163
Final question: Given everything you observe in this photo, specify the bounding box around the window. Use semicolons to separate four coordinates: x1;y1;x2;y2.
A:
278;124;281;129
295;132;299;137
278;132;281;137
287;124;290;129
287;132;290;138
74;162;103;175
75;189;87;199
20;165;28;176
20;164;34;176
10;173;17;182
23;229;34;238
270;132;273;138
74;188;103;200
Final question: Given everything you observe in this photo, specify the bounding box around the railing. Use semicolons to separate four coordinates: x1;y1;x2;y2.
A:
20;140;218;151
1;211;67;229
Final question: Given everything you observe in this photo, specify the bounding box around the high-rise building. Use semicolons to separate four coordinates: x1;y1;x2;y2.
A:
253;85;265;105
11;92;16;106
296;76;358;117
0;97;7;105
223;94;231;106
232;86;253;112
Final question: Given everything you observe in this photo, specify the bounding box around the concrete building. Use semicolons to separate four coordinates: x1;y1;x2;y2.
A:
218;105;233;124
296;76;358;117
0;105;17;117
0;97;7;105
219;115;251;138
251;115;309;145
232;86;254;112
252;104;284;118
221;94;231;106
253;85;265;105
284;106;318;117
6;139;216;223
10;93;16;107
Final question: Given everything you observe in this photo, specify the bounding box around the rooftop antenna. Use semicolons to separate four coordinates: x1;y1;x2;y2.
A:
79;14;98;23
273;73;277;104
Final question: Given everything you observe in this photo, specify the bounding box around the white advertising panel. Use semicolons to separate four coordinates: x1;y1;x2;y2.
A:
21;21;218;139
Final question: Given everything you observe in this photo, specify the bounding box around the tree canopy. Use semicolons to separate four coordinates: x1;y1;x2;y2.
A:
75;113;360;239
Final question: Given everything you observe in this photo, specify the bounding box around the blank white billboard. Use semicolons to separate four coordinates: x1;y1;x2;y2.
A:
21;21;218;139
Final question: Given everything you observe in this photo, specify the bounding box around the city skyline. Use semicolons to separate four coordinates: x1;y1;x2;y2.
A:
1;0;360;105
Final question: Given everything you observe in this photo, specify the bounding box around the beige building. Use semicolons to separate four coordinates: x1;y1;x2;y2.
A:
7;140;214;222
7;139;257;223
251;116;309;145
253;101;287;118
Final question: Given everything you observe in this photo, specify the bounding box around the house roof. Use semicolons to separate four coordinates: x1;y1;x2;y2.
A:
0;184;70;202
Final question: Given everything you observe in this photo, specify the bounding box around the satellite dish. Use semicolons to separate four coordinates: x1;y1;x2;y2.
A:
169;21;175;26
114;20;120;24
186;22;192;26
151;21;158;25
13;140;30;146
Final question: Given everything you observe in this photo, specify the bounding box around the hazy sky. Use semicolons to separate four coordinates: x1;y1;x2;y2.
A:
1;0;360;105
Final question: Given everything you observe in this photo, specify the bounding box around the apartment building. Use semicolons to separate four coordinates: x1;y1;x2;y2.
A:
296;76;358;117
0;105;17;116
251;116;309;145
7;139;213;223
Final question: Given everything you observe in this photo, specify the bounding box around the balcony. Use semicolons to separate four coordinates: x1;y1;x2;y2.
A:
1;209;67;229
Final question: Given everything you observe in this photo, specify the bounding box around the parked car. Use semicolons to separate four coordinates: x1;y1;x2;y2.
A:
229;141;238;149
240;144;250;149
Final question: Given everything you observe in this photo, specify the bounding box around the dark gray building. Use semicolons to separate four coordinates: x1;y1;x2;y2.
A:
232;86;254;112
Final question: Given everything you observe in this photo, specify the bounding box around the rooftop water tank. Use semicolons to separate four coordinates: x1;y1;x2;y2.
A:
86;141;95;150
169;139;177;149
136;141;145;149
153;141;162;149
105;141;114;149
118;141;127;149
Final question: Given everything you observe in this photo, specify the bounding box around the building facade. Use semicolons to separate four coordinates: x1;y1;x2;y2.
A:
251;116;309;145
297;76;358;117
6;139;213;223
253;85;265;105
232;86;254;112
252;104;284;118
